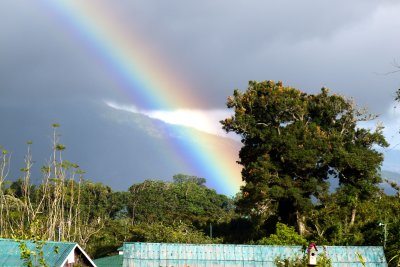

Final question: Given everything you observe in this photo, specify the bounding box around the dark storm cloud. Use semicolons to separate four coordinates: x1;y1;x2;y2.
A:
1;0;400;112
105;0;400;112
0;0;124;107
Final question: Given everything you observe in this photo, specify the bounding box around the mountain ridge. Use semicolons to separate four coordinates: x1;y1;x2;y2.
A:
0;100;242;194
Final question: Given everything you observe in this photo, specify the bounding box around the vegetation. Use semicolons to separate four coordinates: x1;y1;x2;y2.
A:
274;252;332;267
221;80;387;235
257;223;307;246
0;125;235;259
1;81;400;266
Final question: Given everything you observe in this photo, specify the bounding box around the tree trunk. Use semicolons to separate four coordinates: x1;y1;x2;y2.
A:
350;206;356;226
296;210;306;235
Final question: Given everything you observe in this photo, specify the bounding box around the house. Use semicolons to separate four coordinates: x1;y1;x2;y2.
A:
120;242;388;267
0;238;97;267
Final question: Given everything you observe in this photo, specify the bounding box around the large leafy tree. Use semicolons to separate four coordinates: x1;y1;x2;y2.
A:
127;175;234;227
221;80;387;233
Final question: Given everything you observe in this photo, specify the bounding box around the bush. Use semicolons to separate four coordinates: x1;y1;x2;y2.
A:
257;223;308;246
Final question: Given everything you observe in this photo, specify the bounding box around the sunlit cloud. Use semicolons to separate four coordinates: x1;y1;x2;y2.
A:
105;101;233;137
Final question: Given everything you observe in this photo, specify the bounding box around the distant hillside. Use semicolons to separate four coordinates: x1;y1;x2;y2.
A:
381;149;400;176
0;100;242;194
381;170;400;182
380;170;400;195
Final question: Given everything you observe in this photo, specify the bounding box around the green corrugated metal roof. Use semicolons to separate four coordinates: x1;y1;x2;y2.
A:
323;246;387;266
0;238;77;267
94;254;123;267
122;242;388;267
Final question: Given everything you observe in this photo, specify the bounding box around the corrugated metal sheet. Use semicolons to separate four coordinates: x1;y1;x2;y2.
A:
123;243;302;267
323;246;387;267
122;243;388;267
0;238;76;267
94;254;124;267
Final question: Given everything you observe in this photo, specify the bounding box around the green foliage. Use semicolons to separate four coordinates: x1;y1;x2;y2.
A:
55;143;66;151
356;252;366;267
274;252;332;267
257;223;307;246
173;173;206;186
274;253;332;267
221;80;387;233
128;178;235;227
18;240;49;267
318;252;333;267
15;220;52;267
86;219;130;258
129;221;220;244
274;255;307;267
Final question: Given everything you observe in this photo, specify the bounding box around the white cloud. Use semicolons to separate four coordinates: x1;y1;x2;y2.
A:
105;101;233;137
356;102;400;150
358;102;400;173
381;102;400;150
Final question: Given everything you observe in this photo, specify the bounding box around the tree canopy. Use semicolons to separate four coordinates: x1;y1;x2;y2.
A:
221;80;388;232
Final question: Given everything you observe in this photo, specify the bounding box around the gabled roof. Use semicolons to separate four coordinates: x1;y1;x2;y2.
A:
122;242;388;266
0;238;96;267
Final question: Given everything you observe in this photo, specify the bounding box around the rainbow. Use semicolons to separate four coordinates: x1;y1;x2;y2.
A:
40;0;242;196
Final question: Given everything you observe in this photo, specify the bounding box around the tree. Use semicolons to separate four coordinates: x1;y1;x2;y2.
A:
129;221;220;244
257;222;307;246
221;80;387;234
173;173;206;186
127;177;235;228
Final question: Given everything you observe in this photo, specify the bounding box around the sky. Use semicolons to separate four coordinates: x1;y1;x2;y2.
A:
1;1;400;193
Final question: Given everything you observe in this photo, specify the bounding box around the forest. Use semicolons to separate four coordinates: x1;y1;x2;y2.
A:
1;81;400;266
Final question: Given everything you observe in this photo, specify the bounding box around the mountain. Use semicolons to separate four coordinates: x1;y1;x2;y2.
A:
380;149;400;195
0;100;242;193
380;170;400;195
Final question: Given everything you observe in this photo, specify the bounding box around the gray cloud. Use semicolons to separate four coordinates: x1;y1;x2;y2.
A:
100;0;400;111
2;1;399;111
0;1;125;106
1;0;400;186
